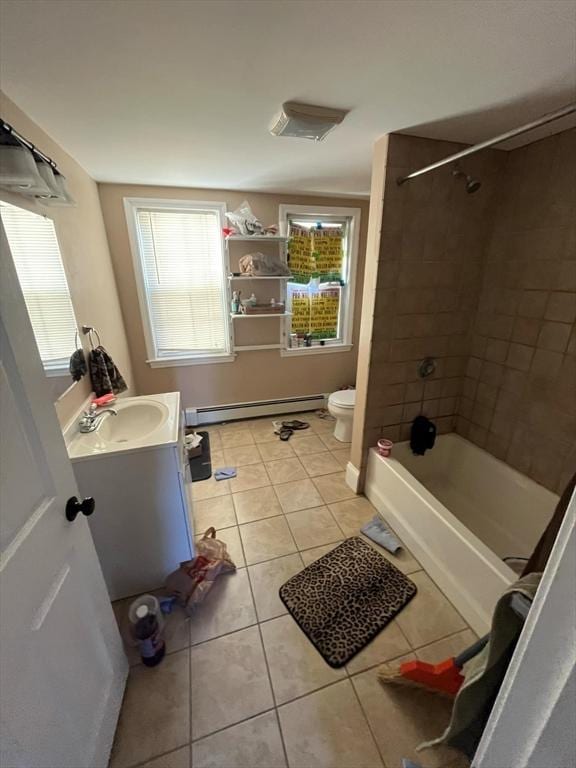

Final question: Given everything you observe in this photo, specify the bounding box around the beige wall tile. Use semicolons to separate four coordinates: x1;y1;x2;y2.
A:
545;292;576;323
537;320;571;352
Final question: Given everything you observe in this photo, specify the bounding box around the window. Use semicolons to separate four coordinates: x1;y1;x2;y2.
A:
279;204;361;356
124;198;231;366
0;201;78;372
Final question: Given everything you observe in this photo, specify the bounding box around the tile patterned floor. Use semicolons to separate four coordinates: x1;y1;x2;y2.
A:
109;413;473;768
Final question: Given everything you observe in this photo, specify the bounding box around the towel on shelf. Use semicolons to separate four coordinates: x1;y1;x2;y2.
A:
88;345;127;397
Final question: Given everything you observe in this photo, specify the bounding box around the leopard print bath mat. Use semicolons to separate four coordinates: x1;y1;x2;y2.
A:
279;537;417;668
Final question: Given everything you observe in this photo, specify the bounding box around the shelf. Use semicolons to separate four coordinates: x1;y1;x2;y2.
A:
228;274;293;280
233;344;283;352
225;234;288;242
230;312;292;319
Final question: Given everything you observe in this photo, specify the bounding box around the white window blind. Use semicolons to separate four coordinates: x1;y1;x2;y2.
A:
1;202;77;369
132;204;229;360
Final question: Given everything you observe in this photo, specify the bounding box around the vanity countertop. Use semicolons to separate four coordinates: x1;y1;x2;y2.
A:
66;392;181;461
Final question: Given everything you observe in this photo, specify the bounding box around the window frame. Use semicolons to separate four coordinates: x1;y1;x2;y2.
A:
279;203;361;357
0;196;79;376
124;197;233;367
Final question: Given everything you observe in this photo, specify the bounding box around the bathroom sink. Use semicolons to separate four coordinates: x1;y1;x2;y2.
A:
98;400;168;443
66;393;180;460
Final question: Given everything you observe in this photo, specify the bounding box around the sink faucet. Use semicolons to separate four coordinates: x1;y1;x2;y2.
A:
79;403;118;433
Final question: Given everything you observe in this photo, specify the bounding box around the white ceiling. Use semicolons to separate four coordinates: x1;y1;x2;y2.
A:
1;0;575;197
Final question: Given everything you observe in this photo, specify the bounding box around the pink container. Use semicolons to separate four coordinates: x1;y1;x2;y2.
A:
377;438;394;457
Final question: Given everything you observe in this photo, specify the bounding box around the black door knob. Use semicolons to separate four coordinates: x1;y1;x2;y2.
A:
65;496;96;522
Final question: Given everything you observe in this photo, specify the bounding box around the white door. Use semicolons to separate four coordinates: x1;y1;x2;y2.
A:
0;227;128;768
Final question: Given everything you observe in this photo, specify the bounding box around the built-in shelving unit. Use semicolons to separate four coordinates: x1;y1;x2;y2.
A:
230;312;292;319
228;275;293;281
225;234;291;353
225;234;287;242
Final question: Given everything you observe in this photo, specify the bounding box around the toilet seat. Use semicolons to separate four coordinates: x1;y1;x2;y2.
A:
328;390;355;409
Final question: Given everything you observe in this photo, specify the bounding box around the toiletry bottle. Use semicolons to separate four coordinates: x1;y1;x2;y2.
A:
249;293;257;307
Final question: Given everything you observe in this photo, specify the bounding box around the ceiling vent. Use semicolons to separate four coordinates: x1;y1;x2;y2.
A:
269;101;348;141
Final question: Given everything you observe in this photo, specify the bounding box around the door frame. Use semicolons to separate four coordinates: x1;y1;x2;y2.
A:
474;491;576;767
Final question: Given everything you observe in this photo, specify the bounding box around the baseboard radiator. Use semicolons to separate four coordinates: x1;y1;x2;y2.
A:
185;394;328;427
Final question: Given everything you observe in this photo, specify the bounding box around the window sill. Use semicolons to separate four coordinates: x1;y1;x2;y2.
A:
44;364;70;378
147;354;236;368
280;344;353;358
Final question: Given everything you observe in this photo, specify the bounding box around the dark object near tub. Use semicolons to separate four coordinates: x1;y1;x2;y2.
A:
410;415;436;455
188;430;212;482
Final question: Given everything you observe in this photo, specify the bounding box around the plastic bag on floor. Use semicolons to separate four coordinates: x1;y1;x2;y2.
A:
165;527;236;614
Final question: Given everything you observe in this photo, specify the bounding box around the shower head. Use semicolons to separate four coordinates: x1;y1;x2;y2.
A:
452;166;482;194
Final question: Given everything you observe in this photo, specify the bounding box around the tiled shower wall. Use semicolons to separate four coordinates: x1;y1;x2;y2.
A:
455;129;576;494
356;134;505;456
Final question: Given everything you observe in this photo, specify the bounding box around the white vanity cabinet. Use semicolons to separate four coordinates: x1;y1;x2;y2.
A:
68;393;194;601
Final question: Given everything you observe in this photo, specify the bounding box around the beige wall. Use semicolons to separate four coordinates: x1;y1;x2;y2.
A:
455;129;576;493
98;184;368;408
351;133;504;473
0;93;133;425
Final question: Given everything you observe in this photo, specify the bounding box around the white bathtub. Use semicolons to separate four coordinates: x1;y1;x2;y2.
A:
364;433;558;634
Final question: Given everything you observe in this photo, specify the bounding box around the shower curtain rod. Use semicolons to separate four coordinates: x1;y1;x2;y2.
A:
396;102;576;186
1;119;58;169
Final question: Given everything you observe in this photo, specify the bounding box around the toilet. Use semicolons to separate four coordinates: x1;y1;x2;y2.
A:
327;389;356;442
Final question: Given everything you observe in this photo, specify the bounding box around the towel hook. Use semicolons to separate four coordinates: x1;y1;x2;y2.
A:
81;324;101;349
